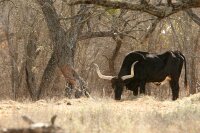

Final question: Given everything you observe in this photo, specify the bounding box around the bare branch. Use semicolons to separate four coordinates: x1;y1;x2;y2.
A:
123;18;155;34
168;18;182;50
70;0;200;18
0;0;10;3
51;115;57;125
140;18;161;44
186;9;200;26
22;116;35;125
167;0;172;6
78;31;114;40
78;30;139;41
0;0;16;7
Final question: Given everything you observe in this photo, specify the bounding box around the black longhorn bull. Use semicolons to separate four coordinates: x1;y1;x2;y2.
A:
94;51;187;100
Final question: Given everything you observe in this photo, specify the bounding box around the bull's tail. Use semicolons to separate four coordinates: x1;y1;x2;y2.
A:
180;53;187;88
184;57;188;88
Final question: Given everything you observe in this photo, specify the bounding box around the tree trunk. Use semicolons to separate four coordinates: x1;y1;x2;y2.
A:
25;32;39;100
36;0;89;99
37;51;58;99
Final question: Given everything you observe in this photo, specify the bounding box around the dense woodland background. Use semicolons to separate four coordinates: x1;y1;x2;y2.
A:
0;0;200;101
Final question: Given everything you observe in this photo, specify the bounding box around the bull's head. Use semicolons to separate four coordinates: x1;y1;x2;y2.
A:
94;61;138;100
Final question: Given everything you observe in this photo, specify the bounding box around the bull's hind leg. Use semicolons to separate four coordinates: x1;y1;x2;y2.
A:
139;81;146;94
169;80;179;100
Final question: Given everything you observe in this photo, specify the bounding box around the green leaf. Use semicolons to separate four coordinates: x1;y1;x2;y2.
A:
105;0;121;16
106;8;121;16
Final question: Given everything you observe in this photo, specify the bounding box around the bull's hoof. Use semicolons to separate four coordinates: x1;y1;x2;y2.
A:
115;98;121;100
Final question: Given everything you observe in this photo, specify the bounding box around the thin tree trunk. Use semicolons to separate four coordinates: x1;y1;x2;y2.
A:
189;30;200;94
25;32;39;100
108;36;122;75
4;8;20;100
6;29;25;100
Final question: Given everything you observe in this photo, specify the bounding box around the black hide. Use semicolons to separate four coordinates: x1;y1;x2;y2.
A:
113;51;187;100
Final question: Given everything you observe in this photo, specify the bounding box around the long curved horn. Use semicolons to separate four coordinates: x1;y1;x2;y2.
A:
121;61;138;80
93;63;114;80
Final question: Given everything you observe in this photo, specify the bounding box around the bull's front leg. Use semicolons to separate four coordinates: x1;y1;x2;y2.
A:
133;87;139;96
125;82;139;96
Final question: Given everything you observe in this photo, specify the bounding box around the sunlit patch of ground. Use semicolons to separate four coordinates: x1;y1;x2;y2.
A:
0;94;200;133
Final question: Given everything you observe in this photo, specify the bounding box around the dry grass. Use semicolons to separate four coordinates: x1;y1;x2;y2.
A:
0;94;200;133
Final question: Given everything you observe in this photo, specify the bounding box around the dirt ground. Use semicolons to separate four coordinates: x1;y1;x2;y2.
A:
0;94;200;133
